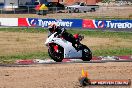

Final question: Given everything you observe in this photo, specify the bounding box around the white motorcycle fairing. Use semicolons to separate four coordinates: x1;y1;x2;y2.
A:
53;38;82;58
45;32;82;58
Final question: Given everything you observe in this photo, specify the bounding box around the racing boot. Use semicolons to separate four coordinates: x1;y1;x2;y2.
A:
74;43;82;52
72;43;79;52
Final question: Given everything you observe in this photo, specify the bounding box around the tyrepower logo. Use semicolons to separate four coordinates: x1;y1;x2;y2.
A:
18;18;83;28
106;21;132;28
38;19;73;27
97;21;105;28
83;20;132;29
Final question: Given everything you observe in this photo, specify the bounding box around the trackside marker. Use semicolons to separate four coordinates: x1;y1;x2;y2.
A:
16;60;34;64
34;59;55;64
15;56;132;64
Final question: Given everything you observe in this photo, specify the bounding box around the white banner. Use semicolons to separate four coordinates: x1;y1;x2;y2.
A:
0;18;18;26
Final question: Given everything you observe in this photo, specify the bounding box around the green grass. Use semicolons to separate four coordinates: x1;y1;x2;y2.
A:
94;48;132;56
0;52;48;64
1;28;132;39
0;28;132;63
0;27;47;33
0;48;131;64
68;29;132;39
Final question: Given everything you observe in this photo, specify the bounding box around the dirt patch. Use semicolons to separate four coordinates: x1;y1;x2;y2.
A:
0;62;132;88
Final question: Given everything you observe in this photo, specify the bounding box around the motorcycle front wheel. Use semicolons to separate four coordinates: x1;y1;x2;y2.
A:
48;45;64;62
81;45;92;61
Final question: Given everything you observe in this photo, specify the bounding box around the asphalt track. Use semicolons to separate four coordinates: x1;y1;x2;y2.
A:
0;59;132;67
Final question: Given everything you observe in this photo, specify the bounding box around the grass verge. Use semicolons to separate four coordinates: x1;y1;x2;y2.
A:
94;48;132;56
0;48;131;64
0;28;132;63
0;52;48;64
0;28;132;39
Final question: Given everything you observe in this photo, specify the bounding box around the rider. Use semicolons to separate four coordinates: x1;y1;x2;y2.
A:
48;23;82;51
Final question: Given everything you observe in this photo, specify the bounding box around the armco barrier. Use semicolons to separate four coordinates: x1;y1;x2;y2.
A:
83;19;132;29
18;18;83;28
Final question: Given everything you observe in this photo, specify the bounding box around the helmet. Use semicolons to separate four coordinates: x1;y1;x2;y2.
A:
48;23;57;33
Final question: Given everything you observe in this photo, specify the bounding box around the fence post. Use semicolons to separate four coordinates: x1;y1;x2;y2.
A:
14;8;15;14
56;7;57;13
0;9;2;14
28;6;30;14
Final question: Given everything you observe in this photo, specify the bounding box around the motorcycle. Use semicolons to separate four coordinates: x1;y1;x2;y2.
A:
45;32;92;62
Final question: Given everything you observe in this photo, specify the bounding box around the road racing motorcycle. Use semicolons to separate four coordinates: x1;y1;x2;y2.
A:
45;32;92;62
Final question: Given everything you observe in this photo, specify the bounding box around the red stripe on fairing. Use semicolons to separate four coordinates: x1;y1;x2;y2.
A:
18;18;29;27
82;19;96;28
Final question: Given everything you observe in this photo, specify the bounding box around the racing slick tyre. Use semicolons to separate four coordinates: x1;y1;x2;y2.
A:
48;45;64;62
81;45;92;61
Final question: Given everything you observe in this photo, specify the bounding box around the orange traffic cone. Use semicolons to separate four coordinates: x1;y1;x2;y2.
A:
79;69;91;87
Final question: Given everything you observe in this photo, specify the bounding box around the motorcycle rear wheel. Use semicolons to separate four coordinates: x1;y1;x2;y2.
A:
48;45;64;62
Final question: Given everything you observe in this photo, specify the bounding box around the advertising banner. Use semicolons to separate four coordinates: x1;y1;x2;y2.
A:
0;18;18;26
18;18;83;28
83;19;132;29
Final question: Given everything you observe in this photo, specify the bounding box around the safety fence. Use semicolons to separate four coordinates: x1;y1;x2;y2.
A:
0;7;64;14
0;6;132;19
